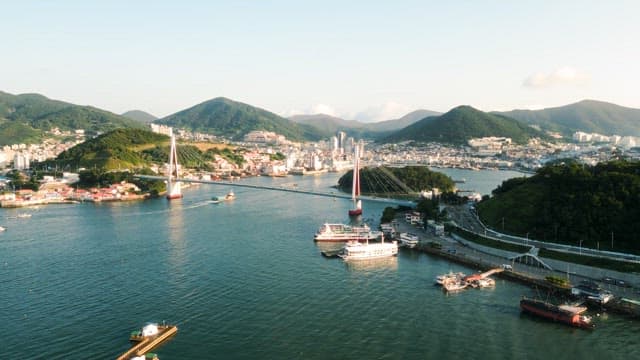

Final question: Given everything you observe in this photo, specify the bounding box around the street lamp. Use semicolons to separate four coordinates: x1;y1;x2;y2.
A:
579;239;584;255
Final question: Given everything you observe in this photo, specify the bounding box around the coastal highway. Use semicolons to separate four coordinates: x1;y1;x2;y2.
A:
446;203;640;265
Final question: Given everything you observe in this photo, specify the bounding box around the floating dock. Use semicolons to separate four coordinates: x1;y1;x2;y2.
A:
116;324;178;360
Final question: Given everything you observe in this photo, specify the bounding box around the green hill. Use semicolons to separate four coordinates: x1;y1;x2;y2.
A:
52;128;169;170
156;97;324;142
476;160;640;253
499;100;640;137
0;91;145;145
50;128;244;171
382;106;545;145
337;166;455;195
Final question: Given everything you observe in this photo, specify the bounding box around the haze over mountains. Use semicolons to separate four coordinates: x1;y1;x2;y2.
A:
2;89;640;146
122;110;158;124
499;100;640;137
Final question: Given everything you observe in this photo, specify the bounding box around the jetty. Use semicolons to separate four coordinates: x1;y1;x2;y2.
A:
116;324;178;360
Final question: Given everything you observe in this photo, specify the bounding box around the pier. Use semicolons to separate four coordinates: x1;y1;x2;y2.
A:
116;325;178;360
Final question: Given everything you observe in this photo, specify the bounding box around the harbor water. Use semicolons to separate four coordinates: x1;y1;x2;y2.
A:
1;170;637;359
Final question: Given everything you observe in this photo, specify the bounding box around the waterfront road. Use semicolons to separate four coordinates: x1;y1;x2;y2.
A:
393;213;640;301
446;203;640;264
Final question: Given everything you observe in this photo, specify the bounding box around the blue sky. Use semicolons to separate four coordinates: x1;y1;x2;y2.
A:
2;1;638;121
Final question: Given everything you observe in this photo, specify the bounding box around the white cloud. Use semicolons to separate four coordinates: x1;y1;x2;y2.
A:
310;104;337;117
281;103;337;118
523;67;590;88
353;101;411;123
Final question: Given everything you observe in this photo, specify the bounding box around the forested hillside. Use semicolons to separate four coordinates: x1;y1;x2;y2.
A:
477;160;640;253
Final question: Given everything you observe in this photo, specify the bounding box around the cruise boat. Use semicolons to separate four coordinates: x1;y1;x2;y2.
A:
314;223;383;242
399;232;419;248
338;235;398;261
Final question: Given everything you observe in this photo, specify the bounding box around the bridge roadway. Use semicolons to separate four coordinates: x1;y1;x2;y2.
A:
134;175;417;208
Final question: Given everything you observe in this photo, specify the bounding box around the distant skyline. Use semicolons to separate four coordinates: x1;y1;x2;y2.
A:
2;1;639;122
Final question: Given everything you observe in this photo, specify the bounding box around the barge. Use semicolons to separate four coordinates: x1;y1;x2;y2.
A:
520;298;594;329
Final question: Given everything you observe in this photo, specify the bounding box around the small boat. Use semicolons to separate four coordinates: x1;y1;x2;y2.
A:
17;213;32;218
470;277;495;288
443;279;468;292
571;280;614;305
224;191;235;201
399;232;419;248
435;271;466;286
0;226;6;232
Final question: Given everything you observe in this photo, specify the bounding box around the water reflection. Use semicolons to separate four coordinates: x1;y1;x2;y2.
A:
167;199;187;270
344;256;398;272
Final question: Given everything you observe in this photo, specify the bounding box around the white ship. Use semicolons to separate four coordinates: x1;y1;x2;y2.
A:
314;223;382;242
399;232;419;248
339;235;398;261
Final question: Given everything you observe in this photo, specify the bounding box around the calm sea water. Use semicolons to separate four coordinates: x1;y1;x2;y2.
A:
1;170;637;359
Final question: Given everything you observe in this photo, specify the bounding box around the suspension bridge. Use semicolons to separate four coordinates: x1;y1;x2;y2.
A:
133;134;417;208
133;174;417;207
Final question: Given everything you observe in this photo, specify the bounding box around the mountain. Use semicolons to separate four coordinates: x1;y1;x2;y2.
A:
122;110;158;123
156;97;325;141
381;105;545;145
368;109;442;132
499;100;640;137
289;114;366;133
288;109;441;139
0;91;145;145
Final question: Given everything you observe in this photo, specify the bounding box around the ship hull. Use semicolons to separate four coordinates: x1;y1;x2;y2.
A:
520;299;594;329
348;209;362;216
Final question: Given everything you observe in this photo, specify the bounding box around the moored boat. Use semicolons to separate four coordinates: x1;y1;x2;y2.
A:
314;223;383;242
399;232;419;248
435;271;466;286
338;237;398;261
571;280;614;305
442;278;468;292
520;297;594;329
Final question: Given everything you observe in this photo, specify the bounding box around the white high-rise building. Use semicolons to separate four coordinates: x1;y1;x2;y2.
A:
13;152;30;170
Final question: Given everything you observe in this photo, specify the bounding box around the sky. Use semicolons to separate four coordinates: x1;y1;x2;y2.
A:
2;0;639;122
